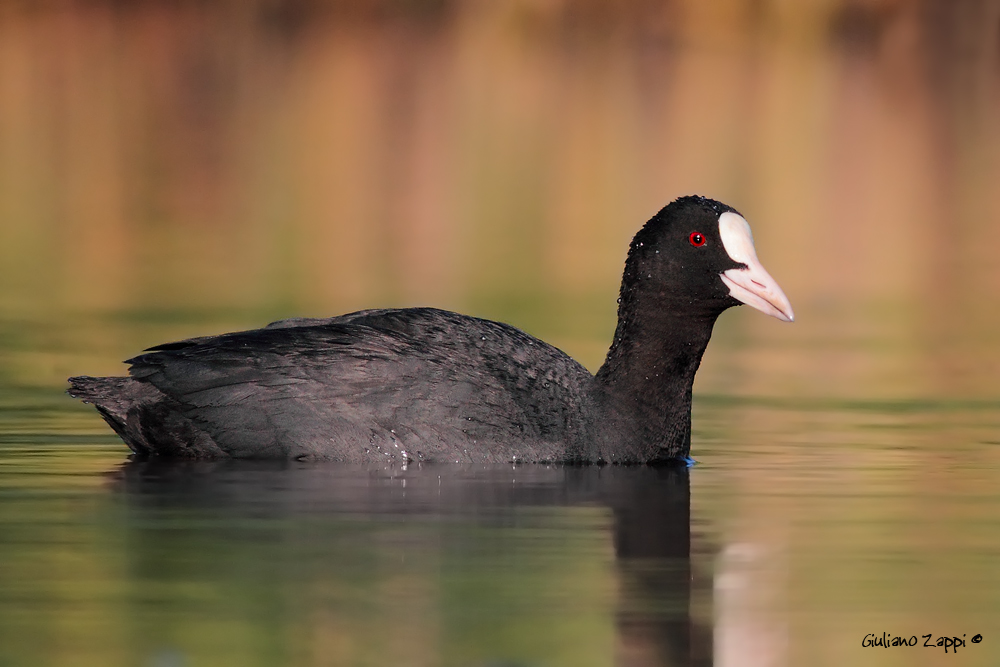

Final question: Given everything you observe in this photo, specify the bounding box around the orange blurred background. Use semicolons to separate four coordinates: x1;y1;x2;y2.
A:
0;0;998;398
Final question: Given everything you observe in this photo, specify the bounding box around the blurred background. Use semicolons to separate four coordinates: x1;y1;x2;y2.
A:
0;1;999;666
2;0;998;395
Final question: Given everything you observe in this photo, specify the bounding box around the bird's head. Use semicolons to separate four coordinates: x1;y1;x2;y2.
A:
622;196;794;323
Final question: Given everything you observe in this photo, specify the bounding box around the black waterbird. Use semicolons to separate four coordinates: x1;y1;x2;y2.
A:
69;196;794;463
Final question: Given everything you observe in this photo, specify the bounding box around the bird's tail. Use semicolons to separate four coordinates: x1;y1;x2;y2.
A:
68;375;126;401
67;375;142;452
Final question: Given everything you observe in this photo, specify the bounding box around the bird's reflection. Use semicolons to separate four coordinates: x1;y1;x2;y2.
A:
111;460;713;666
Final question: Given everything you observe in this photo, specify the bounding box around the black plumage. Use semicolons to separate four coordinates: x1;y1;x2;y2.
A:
69;196;793;463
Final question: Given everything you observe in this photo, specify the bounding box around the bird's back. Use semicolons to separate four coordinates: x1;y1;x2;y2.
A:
71;308;599;462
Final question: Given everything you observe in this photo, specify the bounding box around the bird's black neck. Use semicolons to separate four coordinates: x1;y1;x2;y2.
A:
595;293;722;461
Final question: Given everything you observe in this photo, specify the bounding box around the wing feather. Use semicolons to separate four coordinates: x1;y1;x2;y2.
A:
126;308;594;461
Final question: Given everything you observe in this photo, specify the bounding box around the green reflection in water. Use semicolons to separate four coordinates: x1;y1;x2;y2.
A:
0;441;617;667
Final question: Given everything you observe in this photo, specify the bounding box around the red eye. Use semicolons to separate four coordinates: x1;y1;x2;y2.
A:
689;232;706;247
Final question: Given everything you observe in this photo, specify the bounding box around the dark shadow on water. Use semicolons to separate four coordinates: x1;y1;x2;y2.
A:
110;460;713;667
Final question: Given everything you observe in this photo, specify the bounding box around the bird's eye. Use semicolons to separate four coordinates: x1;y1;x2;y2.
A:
689;232;706;247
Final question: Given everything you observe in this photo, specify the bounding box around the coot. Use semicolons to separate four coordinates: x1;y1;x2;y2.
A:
69;196;793;463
